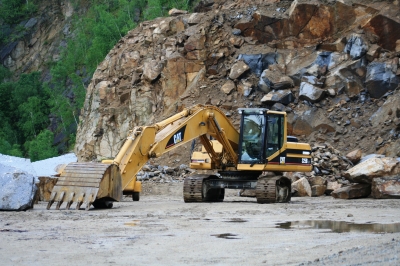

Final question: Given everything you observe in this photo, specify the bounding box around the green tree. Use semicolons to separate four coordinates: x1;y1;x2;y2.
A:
0;0;37;24
28;130;58;162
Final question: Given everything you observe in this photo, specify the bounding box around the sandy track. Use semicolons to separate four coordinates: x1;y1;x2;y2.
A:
0;183;399;265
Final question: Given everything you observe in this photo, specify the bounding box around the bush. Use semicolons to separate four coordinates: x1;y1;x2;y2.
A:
28;130;58;162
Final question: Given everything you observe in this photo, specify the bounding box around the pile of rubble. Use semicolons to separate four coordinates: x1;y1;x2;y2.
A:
288;145;400;199
136;164;194;183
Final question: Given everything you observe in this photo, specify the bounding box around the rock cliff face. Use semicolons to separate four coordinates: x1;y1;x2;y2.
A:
1;0;75;76
75;0;400;163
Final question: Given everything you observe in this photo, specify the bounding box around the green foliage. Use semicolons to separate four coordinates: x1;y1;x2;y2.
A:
0;0;200;161
0;0;38;25
28;130;58;162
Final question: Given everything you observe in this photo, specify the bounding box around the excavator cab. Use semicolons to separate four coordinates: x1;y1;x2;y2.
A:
238;108;285;164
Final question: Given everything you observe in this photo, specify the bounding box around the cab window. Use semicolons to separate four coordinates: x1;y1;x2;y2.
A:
266;114;284;157
240;114;265;162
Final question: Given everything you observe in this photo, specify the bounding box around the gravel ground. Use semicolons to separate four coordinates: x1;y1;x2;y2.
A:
0;183;399;266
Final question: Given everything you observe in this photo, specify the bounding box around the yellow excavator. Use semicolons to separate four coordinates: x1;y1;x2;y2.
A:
47;104;312;210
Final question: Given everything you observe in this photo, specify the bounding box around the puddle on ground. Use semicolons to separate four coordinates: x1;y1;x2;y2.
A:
277;220;400;233
211;233;240;239
224;218;248;223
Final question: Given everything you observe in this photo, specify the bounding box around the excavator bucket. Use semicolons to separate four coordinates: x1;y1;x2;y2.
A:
47;162;122;210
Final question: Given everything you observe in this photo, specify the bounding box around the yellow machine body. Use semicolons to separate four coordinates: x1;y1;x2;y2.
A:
48;104;312;210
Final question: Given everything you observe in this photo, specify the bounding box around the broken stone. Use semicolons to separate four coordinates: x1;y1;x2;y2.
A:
326;181;342;195
221;80;236;95
187;13;204;25
371;176;400;199
260;68;294;91
308;176;327;186
261;89;294;105
168;8;188;16
366;61;400;99
143;60;163;81
237;53;278;77
229;61;250;80
237;81;253;97
301;75;324;88
331;184;371;199
344;157;400;184
369;90;400;127
346;149;362;164
344;34;368;60
311;185;326;197
299;82;326;103
292;177;311;197
366;44;382;61
0;170;37;211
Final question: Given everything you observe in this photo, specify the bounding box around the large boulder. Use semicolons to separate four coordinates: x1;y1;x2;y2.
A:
229;61;250;80
331;184;371;199
299;82;326;103
259;67;294;91
237;53;279;77
344;157;400;184
371;176;400;199
0;167;37;211
292;177;311;197
366;61;400;99
369;90;400;127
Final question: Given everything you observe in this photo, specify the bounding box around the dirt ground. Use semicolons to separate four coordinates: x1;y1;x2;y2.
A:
1;183;400;266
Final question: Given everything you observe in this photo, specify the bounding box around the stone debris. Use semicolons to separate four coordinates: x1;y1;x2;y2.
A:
136;163;194;183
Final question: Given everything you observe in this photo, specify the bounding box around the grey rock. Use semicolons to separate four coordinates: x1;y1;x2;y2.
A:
299;82;326;103
344;34;368;60
232;29;241;35
261;89;294;105
0;170;37;211
24;18;38;29
260;68;294;91
366;61;399;99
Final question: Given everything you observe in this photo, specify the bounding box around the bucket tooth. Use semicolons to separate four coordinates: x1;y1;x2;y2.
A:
55;192;65;210
46;200;54;210
46;191;57;210
84;194;95;211
65;192;75;210
76;201;83;210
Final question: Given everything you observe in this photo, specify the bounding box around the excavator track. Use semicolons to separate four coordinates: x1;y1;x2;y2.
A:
183;175;206;202
183;175;225;202
255;176;291;203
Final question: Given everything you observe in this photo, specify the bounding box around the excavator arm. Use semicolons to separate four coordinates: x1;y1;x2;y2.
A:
114;105;239;193
47;105;239;210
